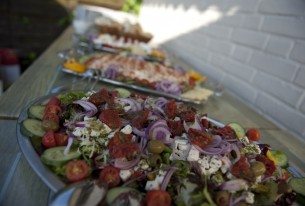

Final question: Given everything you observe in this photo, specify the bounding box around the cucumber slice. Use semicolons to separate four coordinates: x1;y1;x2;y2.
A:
266;150;288;167
227;123;245;139
106;187;135;204
30;136;43;155
114;88;131;98
41;146;81;167
21;119;45;137
289;177;305;196
28;105;45;120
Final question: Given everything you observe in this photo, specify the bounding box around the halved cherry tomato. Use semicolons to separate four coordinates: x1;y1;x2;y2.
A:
146;190;171;206
188;128;212;149
42;131;56;148
165;100;177;119
246;128;261;141
54;133;68;146
99;166;121;188
99;109;122;129
66;160;90;182
167;120;183;136
44;105;61;115
47;96;60;106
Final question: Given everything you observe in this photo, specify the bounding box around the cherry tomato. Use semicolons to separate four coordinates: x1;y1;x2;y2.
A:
47;96;60;106
42;131;56;148
146;190;171;206
66;160;90;182
167;120;183;136
54;133;68;146
99;166;121;188
44;105;61;115
165;100;177;119
42;113;59;131
99;109;122;129
246;128;261;141
188;128;212;149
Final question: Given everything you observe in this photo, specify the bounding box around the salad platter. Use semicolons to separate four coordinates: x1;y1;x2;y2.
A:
17;87;305;205
61;52;213;105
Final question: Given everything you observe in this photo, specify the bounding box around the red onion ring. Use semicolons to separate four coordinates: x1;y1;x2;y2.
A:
103;64;118;79
113;157;141;170
155;97;168;108
64;135;74;156
160;167;178;191
156;80;181;95
183;116;202;132
231;144;241;164
73;100;98;117
132;127;145;137
118;98;142;112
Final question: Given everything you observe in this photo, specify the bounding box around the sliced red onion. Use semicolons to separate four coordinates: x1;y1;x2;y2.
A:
132;127;146;137
194;145;223;155
231;144;241;164
118;98;142;112
183;116;202;132
64;136;74;156
140;137;148;153
232;194;247;205
160;167;178;191
155;97;168;108
220;179;248;192
113;157;140;170
75;121;86;127
156;80;181;95
73;100;97;117
103;64;118;79
208;135;222;147
94;154;108;169
152;105;166;117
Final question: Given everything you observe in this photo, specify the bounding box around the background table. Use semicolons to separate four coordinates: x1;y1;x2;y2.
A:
0;26;304;205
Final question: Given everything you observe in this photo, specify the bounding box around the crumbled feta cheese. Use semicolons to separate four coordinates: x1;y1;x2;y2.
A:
145;180;160;191
181;133;188;139
174;117;181;121
170;139;191;161
107;131;116;139
155;170;166;184
121;125;132;134
255;176;262;183
220;156;231;174
90;130;100;137
245;191;255;204
119;170;132;181
124;105;131;112
240;136;249;145
198;155;222;175
226;172;234;180
84;116;95;121
187;146;200;161
242;144;261;155
139;160;150;170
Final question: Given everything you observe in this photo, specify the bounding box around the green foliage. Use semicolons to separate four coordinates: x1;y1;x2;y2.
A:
122;0;142;15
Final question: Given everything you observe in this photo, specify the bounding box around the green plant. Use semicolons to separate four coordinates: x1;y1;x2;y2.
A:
122;0;142;15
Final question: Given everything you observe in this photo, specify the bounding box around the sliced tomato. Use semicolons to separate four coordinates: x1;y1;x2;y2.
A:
256;155;276;177
99;166;121;188
213;125;236;139
179;110;196;122
146;190;171;206
44;105;61;115
231;156;251;178
54;133;68;146
66;160;90;182
246;128;261;141
42;113;59;131
188;128;212;149
165;100;177;119
131;109;149;129
47;96;60;106
108;132;133;149
167;120;183;136
99;109;122;129
42;131;56;148
109;143;139;159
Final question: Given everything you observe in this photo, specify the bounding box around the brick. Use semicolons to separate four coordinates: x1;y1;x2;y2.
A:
253;72;303;106
219;14;244;27
294;67;305;88
231;29;268;49
208;39;233;55
266;36;293;57
232;45;252;63
261;16;305;39
209;53;225;68
224;0;259;12
255;93;305;135
205;25;232;39
242;15;262;30
220;57;254;81
290;42;305;64
249;52;298;81
300;97;305;114
222;74;257;103
259;0;305;16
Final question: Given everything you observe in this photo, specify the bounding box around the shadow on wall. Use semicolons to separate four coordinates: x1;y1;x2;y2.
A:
139;0;305;139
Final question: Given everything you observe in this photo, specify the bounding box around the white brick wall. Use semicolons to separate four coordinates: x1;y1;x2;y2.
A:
139;0;305;139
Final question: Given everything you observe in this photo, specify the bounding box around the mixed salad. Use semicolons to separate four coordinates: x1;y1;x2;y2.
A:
21;87;305;206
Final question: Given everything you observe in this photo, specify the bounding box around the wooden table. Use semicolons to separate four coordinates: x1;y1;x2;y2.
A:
0;26;304;205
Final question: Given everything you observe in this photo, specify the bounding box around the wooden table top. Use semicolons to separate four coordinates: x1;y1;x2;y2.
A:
0;26;304;205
